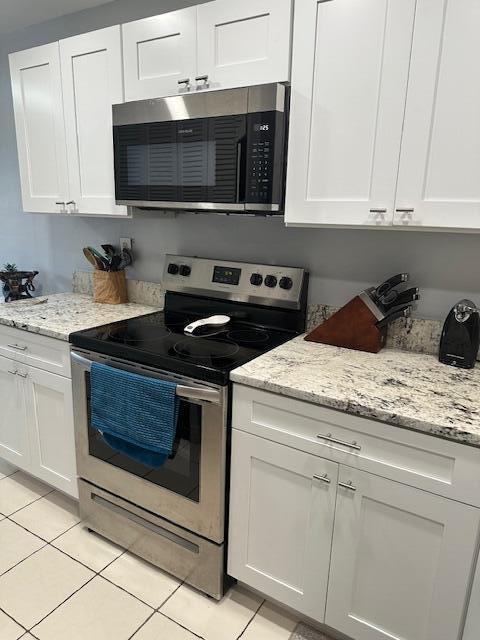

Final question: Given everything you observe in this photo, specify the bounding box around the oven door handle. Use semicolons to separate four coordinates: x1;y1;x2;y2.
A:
71;351;222;404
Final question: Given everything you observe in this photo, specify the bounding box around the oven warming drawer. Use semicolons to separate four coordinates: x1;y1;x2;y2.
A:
79;480;228;599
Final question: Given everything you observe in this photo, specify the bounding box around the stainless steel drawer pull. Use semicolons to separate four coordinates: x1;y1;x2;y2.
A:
16;372;28;379
8;370;17;375
313;473;331;484
370;208;387;213
339;480;357;492
316;433;361;451
395;208;414;213
7;343;27;351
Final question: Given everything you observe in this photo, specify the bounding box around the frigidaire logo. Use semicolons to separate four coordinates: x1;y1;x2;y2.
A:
178;129;193;134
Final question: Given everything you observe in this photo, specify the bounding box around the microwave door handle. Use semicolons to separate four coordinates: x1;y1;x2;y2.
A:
71;352;221;404
236;141;242;203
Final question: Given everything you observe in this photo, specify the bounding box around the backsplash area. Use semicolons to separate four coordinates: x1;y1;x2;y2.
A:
72;271;442;357
73;270;164;307
307;304;442;356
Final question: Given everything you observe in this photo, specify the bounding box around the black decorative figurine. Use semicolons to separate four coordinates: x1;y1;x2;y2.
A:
0;264;39;302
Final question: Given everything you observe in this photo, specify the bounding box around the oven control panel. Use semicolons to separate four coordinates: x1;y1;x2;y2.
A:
164;255;307;310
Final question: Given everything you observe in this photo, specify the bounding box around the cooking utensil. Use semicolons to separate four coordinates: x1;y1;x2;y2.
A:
88;247;110;270
117;248;133;271
372;273;409;302
83;247;105;271
381;287;420;310
184;315;231;335
376;305;411;330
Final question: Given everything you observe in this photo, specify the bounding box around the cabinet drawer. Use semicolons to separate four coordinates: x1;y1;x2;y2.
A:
233;385;480;507
0;326;71;377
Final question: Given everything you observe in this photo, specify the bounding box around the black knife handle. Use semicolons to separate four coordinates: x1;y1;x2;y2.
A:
383;287;420;310
374;273;409;300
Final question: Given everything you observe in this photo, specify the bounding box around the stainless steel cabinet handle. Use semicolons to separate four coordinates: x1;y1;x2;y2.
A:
395;208;414;213
55;201;66;206
8;370;17;375
16;371;28;379
316;433;361;451
66;200;75;205
313;473;331;484
7;343;27;351
338;480;357;491
177;78;191;91
195;74;210;89
370;208;387;213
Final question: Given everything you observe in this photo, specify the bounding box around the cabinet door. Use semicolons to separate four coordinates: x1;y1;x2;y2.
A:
24;366;78;498
9;43;69;214
228;430;338;620
326;468;480;640
60;26;127;216
395;0;480;229
285;0;415;227
197;0;292;90
122;8;197;100
464;553;480;640
0;356;29;468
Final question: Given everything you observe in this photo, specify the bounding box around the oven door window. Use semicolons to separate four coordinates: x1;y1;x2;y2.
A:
114;115;246;204
86;373;201;502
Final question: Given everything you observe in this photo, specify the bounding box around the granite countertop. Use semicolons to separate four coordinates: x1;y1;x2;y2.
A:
0;293;159;341
230;336;480;448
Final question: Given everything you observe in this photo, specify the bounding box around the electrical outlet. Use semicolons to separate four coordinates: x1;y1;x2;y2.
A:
120;238;132;251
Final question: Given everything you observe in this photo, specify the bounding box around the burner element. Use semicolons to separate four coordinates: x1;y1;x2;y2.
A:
173;338;239;362
227;329;270;345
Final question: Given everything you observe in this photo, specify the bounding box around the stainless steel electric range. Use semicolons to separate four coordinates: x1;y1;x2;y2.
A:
70;255;308;599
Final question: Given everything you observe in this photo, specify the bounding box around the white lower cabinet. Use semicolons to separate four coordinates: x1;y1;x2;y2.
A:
228;430;337;620
0;355;29;468
229;386;480;639
24;366;77;497
0;330;77;498
326;468;480;640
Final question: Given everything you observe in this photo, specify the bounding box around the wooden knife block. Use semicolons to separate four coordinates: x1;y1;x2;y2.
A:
305;295;387;353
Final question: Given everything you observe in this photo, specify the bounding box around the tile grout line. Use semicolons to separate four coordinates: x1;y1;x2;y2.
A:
236;598;266;640
0;604;28;635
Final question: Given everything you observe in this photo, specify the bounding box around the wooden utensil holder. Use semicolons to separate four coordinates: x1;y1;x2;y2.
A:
305;295;386;353
93;270;128;305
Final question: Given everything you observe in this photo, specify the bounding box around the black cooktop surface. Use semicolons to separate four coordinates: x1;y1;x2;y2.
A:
70;310;297;385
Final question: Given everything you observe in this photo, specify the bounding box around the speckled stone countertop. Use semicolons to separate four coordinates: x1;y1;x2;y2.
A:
0;293;159;341
231;336;480;448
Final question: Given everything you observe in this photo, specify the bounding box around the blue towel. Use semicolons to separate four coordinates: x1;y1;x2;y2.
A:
90;362;179;468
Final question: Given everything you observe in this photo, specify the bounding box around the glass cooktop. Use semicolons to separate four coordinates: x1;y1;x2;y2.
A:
70;310;297;385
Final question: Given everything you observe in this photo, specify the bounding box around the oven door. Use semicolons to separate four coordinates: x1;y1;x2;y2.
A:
71;350;228;544
113;115;247;211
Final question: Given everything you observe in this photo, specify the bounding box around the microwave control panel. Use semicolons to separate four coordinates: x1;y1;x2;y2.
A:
246;111;285;206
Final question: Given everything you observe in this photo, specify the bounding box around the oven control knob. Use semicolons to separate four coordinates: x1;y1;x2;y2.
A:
167;263;179;275
279;276;293;290
250;273;263;286
264;275;277;288
179;265;191;277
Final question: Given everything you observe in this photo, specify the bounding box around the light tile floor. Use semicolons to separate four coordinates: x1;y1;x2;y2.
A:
0;468;309;640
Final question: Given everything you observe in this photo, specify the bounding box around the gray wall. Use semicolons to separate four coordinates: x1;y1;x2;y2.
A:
1;0;479;318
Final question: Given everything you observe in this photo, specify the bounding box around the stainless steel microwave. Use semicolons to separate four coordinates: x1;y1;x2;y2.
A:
112;83;289;214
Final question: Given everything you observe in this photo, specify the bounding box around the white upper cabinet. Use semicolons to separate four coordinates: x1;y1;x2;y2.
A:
326;468;480;640
285;0;416;227
60;26;126;216
122;8;197;100
395;0;480;230
196;0;292;91
9;43;69;214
